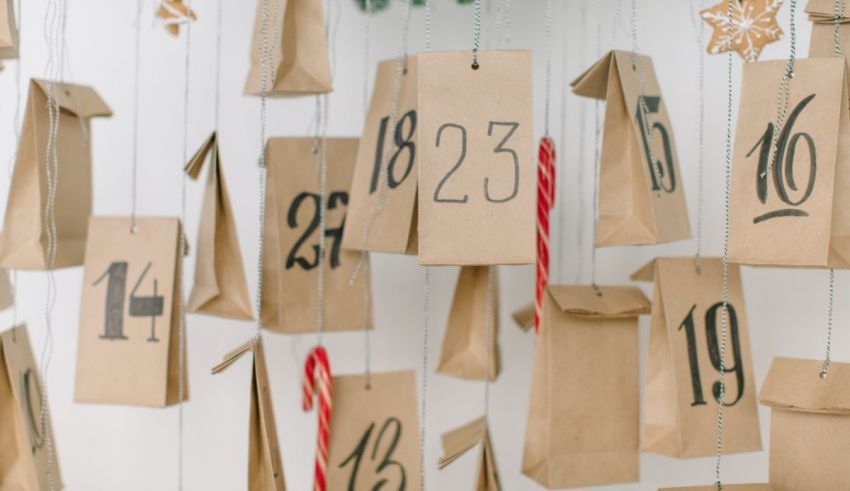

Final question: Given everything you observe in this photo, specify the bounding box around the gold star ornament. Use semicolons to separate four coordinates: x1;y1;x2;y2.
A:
701;0;784;62
156;0;197;37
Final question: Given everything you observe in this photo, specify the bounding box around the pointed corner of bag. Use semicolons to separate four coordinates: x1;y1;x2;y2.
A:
184;132;217;180
630;259;658;282
570;50;615;100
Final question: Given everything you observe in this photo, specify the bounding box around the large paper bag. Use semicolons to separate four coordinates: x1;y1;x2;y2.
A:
342;57;419;254
262;137;372;333
0;0;17;59
633;257;761;458
185;132;253;320
438;417;501;491
760;357;850;490
244;0;331;96
417;50;535;265
522;285;650;489
437;266;500;381
326;371;420;490
212;338;286;491
729;58;850;267
0;326;61;490
75;217;188;407
807;0;850;61
660;486;772;491
571;51;691;246
0;80;112;270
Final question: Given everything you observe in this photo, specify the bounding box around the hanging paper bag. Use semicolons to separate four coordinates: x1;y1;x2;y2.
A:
660;485;772;490
0;0;17;59
342;57;419;254
0;326;62;490
74;217;187;407
522;285;649;489
212;338;286;491
807;0;850;60
184;132;253;320
0;268;13;310
511;303;534;332
326;371;421;490
437;266;500;381
417;50;535;265
571;51;691;246
0;80;112;270
632;257;761;458
438;417;501;491
729;58;850;267
244;0;332;96
262;137;372;333
759;357;850;490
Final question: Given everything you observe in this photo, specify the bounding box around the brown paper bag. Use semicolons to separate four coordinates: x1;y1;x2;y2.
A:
0;326;62;490
438;417;501;491
0;80;112;270
244;0;331;96
74;217;188;407
0;268;14;310
807;0;850;60
0;0;17;59
184;132;253;320
417;50;535;266
759;357;850;491
632;257;761;458
511;303;534;332
326;371;421;490
729;58;850;267
571;51;691;246
522;284;649;489
660;485;772;491
437;266;500;381
342;57;419;254
261;137;372;333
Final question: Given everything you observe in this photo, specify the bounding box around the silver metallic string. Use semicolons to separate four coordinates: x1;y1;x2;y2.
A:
565;4;576;284
472;0;481;68
691;0;705;272
314;95;329;347
418;267;430;491
8;0;22;177
591;21;601;289
362;0;373;389
424;0;432;51
543;0;553;136
767;0;798;176
255;0;273;339
130;0;143;231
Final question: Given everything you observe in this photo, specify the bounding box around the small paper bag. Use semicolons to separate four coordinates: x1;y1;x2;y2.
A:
807;0;850;61
522;285;649;489
632;257;761;458
437;266;500;381
438;417;501;491
571;51;691;246
262;137;372;333
759;357;850;491
0;0;18;59
729;58;850;267
342;57;419;254
511;303;534;332
0;326;62;490
0;80;112;270
74;217;188;407
185;132;253;320
244;0;332;96
660;485;772;491
326;371;421;490
212;338;286;491
417;50;535;265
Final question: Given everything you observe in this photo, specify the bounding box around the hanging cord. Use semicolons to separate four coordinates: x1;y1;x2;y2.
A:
314;95;330;347
630;0;658;193
483;268;494;418
130;0;143;231
766;0;798;177
493;0;513;49
571;6;585;284
214;0;223;131
255;0;273;340
361;0;373;389
543;0;553;136
472;0;482;68
8;0;22;177
590;21;601;292
424;0;432;51
691;0;705;273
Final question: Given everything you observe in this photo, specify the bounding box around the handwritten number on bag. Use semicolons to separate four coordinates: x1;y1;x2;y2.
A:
635;96;676;193
370;110;417;194
93;261;164;342
747;93;817;224
286;191;348;271
433;123;469;203
339;417;406;491
20;368;44;454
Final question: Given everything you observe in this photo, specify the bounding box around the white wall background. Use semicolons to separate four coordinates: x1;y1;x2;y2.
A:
0;0;844;490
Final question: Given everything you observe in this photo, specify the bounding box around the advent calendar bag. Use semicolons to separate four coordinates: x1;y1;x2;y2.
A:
262;137;372;333
0;80;112;270
417;50;535;265
244;0;331;96
439;417;501;491
0;0;17;59
522;285;649;489
571;51;691;246
326;371;420;490
729;58;850;267
185;132;253;320
632;257;761;458
75;217;188;407
807;0;850;60
0;326;61;490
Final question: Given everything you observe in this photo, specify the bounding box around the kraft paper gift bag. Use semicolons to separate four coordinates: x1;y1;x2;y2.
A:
729;58;850;267
326;371;420;490
417;50;535;265
632;257;761;458
244;0;331;96
660;485;772;490
0;80;112;270
807;0;850;60
760;357;850;491
571;51;691;246
75;217;188;407
262;137;372;333
0;0;17;59
184;132;253;320
0;326;61;490
438;417;501;491
0;268;13;311
522;285;650;489
437;266;500;381
511;303;534;332
342;57;419;255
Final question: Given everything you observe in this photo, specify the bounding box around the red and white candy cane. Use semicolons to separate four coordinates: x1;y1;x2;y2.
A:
535;136;556;333
303;346;333;491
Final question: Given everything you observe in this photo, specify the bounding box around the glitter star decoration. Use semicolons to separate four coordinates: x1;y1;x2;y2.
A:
701;0;784;62
156;0;197;37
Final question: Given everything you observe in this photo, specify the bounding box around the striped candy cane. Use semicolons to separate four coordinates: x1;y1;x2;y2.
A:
303;346;333;491
535;136;556;333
